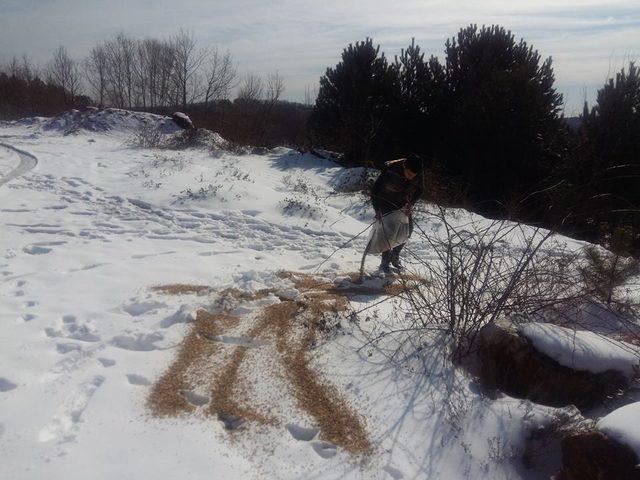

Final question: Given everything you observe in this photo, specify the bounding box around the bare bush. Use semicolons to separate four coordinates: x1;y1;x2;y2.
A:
128;124;165;148
203;48;237;109
237;73;264;101
385;206;587;361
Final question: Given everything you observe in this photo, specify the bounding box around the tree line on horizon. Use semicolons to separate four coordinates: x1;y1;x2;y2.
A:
0;30;309;145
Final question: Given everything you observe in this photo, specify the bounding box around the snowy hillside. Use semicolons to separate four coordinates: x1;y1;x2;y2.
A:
0;110;637;480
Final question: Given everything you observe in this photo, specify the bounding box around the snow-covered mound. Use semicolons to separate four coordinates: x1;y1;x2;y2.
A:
597;402;640;458
519;322;640;377
13;107;181;135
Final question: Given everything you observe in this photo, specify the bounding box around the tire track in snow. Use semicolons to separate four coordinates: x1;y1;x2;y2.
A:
0;142;38;188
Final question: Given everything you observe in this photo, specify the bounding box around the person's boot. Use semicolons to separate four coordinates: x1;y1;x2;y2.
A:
379;250;392;275
390;245;404;270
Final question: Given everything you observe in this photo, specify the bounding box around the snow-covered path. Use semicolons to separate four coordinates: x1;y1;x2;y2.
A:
0;143;38;188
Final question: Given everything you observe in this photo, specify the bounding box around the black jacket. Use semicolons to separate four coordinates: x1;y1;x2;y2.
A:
370;162;424;214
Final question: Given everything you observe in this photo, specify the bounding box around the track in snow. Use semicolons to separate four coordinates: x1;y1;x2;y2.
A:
0;143;38;188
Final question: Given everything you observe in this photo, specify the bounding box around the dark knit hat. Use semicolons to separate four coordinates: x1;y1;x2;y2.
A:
404;153;423;174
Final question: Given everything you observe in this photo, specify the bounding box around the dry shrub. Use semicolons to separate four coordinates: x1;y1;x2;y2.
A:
128;124;165;148
392;206;585;361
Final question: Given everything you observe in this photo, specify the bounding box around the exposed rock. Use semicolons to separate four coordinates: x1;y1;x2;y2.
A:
171;112;194;130
477;318;629;408
556;430;640;480
522;405;587;474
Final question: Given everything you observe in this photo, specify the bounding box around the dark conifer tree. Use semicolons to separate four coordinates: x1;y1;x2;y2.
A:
443;25;564;208
309;38;397;165
580;62;640;252
392;39;446;157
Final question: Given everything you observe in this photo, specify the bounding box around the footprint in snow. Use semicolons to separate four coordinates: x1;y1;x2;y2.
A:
56;342;82;354
65;324;100;342
97;358;116;367
286;423;320;441
311;441;337;459
383;466;405;479
180;390;210;406
121;299;166;317
0;377;17;392
45;317;100;342
23;245;51;255
110;332;163;351
217;412;245;431
126;374;151;386
160;305;195;328
38;375;104;443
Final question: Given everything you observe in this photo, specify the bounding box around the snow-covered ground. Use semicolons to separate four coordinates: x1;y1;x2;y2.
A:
0;111;636;479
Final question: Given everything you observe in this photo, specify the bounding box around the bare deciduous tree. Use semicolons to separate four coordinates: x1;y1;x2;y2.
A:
85;44;108;106
8;55;37;83
203;48;237;108
234;71;287;145
237;73;264;101
266;71;285;104
47;46;81;103
171;29;206;110
135;38;173;108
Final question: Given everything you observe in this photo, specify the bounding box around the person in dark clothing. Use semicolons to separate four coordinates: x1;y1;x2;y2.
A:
370;154;424;273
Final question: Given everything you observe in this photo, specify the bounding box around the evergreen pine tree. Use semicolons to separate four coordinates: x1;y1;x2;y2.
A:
392;38;445;156
443;25;564;208
308;38;397;165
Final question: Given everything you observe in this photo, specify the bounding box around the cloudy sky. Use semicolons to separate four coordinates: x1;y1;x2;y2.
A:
1;0;638;114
